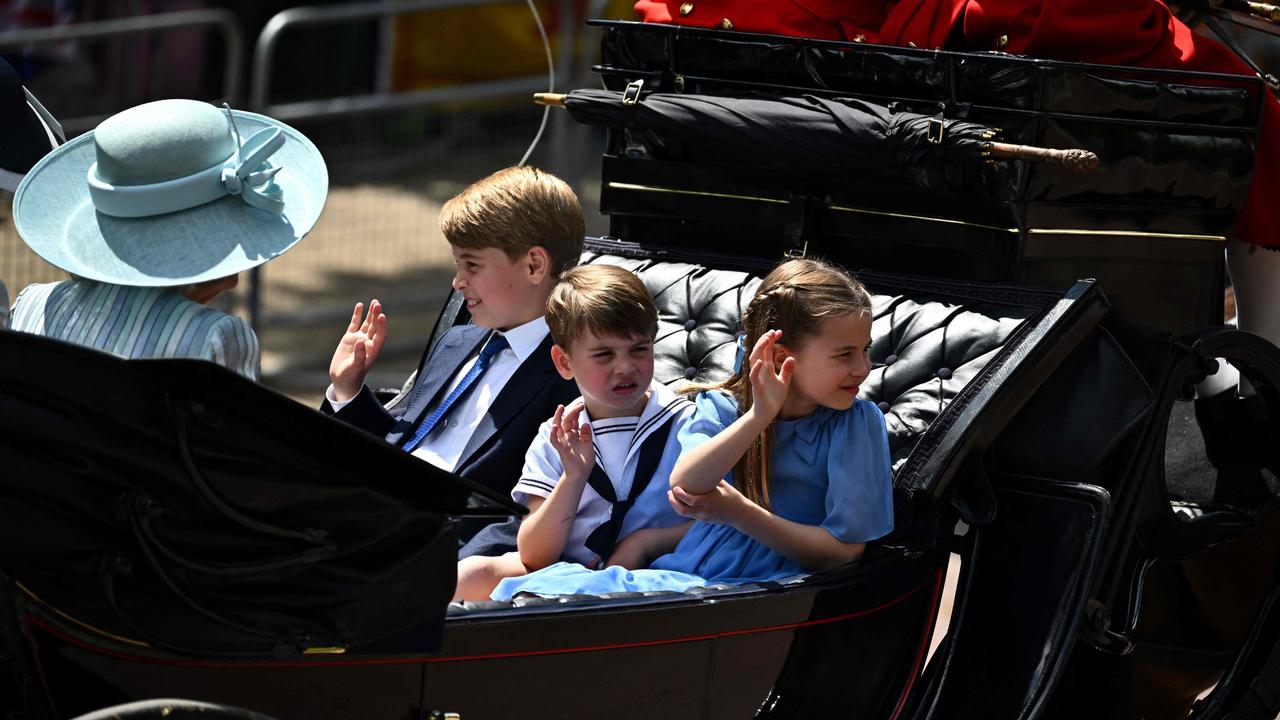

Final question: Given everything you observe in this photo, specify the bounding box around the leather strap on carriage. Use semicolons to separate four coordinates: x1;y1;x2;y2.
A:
583;416;677;560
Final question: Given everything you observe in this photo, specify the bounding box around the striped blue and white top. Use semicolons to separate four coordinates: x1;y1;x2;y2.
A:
8;280;260;379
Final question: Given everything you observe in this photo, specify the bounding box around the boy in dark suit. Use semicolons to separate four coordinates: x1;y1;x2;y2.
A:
322;166;582;545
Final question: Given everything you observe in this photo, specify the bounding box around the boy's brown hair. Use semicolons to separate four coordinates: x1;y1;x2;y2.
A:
546;265;658;350
440;166;585;277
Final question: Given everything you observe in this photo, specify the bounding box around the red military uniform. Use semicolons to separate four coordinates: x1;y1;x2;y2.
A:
634;0;1280;247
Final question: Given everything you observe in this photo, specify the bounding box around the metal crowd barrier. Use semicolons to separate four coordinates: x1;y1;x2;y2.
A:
245;0;581;330
0;10;246;132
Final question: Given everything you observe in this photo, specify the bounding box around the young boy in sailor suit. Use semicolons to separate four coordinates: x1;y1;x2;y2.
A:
454;264;699;600
323;166;582;545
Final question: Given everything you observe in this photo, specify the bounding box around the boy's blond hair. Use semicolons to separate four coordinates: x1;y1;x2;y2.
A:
546;265;658;350
440;166;585;277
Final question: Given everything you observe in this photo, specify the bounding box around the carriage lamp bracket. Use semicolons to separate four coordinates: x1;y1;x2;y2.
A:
622;79;644;106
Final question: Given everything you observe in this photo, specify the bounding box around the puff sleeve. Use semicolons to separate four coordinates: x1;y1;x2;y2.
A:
821;400;895;544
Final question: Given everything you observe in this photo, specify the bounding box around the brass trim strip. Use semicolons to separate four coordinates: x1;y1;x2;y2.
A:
829;204;1019;233
1026;227;1227;242
608;182;1229;242
303;646;349;655
14;581;151;648
606;182;789;204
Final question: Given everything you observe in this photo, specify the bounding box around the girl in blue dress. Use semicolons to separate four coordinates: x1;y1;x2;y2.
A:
491;258;894;599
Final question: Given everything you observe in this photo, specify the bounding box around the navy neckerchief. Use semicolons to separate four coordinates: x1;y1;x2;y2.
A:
582;413;679;560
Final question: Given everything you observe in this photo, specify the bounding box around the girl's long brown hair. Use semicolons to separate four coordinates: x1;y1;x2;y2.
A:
685;258;872;509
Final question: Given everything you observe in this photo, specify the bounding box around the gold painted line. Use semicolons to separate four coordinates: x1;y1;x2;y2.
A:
14;581;151;648
606;182;789;204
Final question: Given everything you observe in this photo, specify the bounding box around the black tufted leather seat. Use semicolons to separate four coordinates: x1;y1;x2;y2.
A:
446;241;1101;615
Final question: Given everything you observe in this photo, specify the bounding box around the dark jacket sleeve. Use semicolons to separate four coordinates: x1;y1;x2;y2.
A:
320;384;399;439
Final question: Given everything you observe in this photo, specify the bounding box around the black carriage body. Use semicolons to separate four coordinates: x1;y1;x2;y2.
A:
5;20;1280;720
1;255;1107;719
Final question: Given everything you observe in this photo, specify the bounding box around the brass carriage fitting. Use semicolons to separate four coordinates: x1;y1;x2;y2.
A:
622;79;645;106
926;117;945;144
533;93;567;107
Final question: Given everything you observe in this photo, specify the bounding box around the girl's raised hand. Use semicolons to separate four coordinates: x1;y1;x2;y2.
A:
549;400;594;483
747;329;795;422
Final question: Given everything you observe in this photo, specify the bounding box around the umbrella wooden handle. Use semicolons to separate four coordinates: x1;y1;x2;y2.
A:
983;142;1100;172
534;93;567;107
1213;0;1280;25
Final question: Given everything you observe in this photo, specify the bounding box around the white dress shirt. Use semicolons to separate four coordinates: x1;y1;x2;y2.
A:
327;315;550;471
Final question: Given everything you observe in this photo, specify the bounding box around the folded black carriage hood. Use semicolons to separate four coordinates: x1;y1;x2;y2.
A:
0;328;521;657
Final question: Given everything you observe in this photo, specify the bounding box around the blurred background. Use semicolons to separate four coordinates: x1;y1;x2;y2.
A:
0;0;631;403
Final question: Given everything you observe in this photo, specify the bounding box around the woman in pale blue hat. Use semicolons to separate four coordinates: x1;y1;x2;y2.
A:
7;98;327;378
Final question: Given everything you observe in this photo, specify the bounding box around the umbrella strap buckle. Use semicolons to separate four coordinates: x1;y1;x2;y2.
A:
622;79;644;106
927;117;946;144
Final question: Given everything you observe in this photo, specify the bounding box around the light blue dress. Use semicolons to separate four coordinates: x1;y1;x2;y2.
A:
491;391;895;600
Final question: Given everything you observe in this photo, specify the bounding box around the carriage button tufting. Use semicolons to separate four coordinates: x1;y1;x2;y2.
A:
684;319;697;331
684;366;698;379
884;354;898;366
877;402;891;413
937;368;953;380
679;2;693;16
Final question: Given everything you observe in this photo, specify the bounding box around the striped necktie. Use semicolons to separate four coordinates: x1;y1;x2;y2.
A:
401;333;509;452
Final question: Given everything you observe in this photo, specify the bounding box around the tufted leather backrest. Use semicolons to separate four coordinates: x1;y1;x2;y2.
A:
579;251;1041;478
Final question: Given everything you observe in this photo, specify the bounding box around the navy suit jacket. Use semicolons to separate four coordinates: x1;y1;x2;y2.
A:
321;323;577;543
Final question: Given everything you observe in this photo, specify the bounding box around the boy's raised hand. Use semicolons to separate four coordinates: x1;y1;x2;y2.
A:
549;400;594;483
747;329;795;422
329;300;387;403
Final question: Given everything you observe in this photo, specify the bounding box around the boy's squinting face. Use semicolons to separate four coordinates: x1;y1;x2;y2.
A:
450;245;548;330
552;330;655;419
778;313;873;419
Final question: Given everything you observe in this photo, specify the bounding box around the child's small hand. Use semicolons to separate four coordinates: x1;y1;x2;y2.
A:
550;400;595;483
747;329;795;422
668;481;749;527
329;300;387;403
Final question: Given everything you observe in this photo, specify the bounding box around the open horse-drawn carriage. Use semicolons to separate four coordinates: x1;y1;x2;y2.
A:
3;14;1280;720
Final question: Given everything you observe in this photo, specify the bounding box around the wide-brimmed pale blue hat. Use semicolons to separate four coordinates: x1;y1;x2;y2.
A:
12;99;327;286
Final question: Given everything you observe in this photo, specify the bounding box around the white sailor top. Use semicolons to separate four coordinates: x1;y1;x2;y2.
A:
513;380;698;567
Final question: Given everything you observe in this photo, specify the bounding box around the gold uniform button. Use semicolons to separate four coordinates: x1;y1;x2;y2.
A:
719;17;733;30
996;34;1009;49
679;2;693;16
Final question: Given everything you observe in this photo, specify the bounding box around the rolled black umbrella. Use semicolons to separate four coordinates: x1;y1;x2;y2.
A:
536;87;1097;172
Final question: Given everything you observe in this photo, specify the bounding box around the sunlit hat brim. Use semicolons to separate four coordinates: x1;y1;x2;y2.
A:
12;109;327;287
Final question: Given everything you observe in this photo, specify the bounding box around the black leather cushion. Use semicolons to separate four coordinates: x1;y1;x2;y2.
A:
581;253;1036;474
